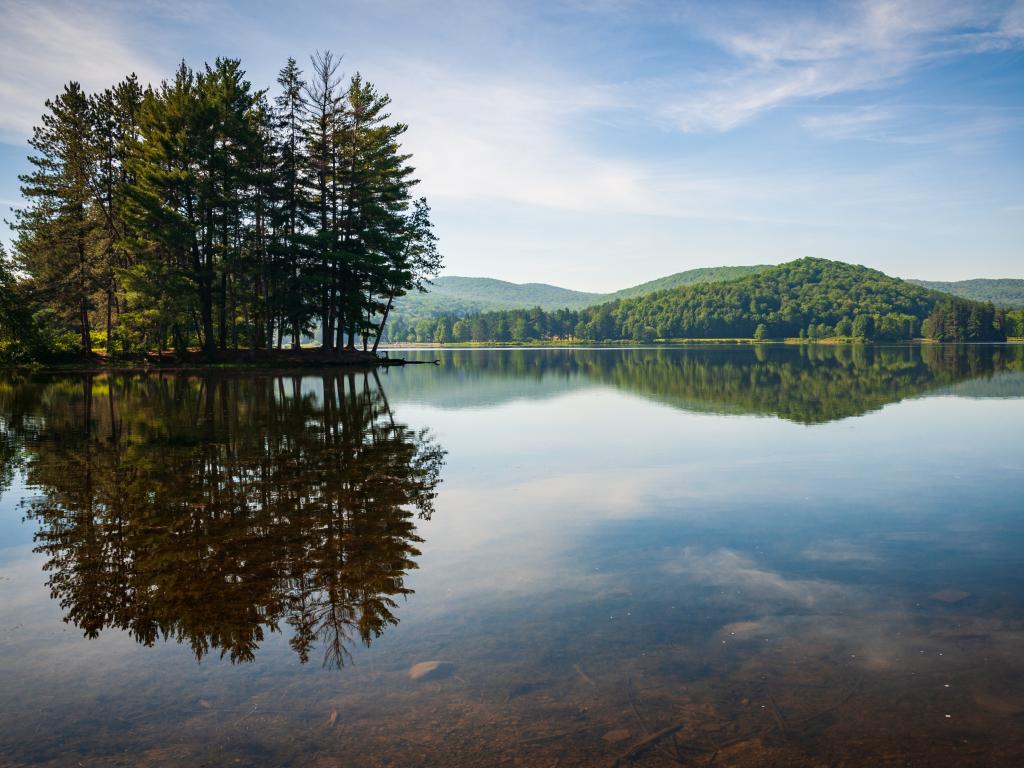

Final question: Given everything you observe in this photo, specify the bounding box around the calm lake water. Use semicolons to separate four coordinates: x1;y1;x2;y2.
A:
1;344;1023;767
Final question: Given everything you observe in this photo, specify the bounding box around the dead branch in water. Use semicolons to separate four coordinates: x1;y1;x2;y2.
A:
610;723;684;767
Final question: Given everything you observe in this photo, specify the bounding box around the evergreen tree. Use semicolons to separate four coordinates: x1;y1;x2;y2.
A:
126;59;261;355
303;50;345;350
89;75;144;350
274;57;311;349
370;198;440;352
15;82;99;355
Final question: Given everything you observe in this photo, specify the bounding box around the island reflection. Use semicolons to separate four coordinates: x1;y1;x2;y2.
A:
9;371;445;667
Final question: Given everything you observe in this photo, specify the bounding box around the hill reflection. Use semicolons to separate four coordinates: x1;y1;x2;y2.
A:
392;344;1024;423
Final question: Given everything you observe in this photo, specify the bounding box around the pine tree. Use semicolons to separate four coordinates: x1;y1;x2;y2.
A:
303;50;345;350
89;74;144;350
371;198;440;352
15;82;99;355
274;57;311;349
335;74;423;350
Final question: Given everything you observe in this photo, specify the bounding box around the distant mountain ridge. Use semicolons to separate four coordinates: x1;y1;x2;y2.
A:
427;276;600;311
907;278;1024;308
395;265;771;321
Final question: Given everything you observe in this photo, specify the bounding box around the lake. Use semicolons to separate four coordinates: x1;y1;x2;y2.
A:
1;344;1023;767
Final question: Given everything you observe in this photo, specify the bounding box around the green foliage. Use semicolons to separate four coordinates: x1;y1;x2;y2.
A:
921;299;1004;342
1004;309;1024;337
909;279;1024;308
603;265;770;302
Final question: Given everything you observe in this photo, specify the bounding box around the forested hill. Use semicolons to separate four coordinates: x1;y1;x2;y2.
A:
389;258;1019;343
907;279;1024;308
602;265;769;301
390;265;770;328
398;276;601;316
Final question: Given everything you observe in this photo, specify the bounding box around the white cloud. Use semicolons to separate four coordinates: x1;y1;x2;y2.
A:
800;106;898;139
388;64;661;214
0;1;162;143
663;547;852;608
800;104;1022;146
663;0;1024;132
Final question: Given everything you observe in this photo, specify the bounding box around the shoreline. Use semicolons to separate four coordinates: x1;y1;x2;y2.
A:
4;338;1020;373
0;348;435;373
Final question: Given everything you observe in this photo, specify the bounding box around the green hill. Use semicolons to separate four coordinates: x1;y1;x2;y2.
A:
389;266;769;333
569;257;948;341
603;265;769;301
392;258;1011;343
416;276;600;313
907;278;1024;308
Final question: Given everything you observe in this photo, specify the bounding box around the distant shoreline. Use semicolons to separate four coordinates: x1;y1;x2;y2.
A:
382;337;1024;349
4;338;1021;373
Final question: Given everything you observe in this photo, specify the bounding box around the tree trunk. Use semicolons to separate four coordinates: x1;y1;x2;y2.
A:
371;294;394;354
199;277;215;356
106;286;113;354
77;223;92;356
80;297;92;356
218;271;228;351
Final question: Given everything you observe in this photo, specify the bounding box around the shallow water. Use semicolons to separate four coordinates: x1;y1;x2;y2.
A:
1;344;1023;767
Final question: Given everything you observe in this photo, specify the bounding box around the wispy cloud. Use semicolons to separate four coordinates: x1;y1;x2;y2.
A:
663;547;852;608
800;104;1023;146
0;1;162;143
663;0;1024;132
391;65;646;213
801;539;881;563
962;0;1024;50
800;106;899;139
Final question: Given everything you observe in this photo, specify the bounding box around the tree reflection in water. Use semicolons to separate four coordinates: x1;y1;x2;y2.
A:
14;371;445;667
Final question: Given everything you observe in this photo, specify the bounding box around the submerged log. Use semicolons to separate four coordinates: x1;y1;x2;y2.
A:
610;723;684;767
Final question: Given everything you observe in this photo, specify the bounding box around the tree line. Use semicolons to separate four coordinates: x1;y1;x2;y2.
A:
2;53;440;361
384;258;1019;343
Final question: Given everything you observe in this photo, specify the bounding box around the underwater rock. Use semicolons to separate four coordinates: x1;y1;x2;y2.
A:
974;692;1024;716
929;589;971;604
408;660;455;681
602;729;631;743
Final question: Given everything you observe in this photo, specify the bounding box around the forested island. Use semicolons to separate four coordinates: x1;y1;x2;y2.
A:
0;53;440;364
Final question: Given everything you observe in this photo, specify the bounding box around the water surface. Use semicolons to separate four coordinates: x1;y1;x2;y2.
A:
1;344;1023;766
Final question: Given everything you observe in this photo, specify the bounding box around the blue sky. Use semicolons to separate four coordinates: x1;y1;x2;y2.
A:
1;0;1022;290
